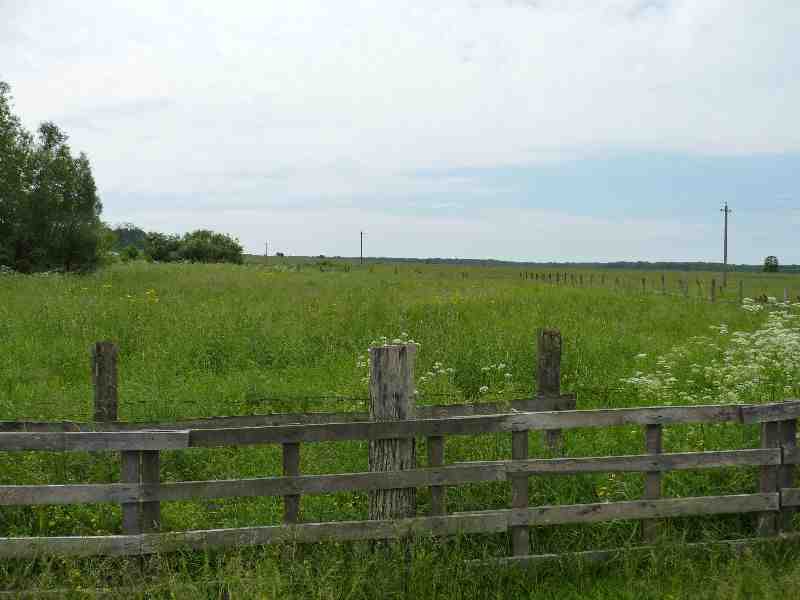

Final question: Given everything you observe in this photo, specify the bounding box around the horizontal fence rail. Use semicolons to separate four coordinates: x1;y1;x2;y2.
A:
2;401;796;452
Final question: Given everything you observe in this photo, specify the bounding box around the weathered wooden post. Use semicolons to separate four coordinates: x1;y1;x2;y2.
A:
643;424;662;542
641;278;646;294
91;342;118;422
92;342;138;534
711;279;717;303
538;329;562;453
369;344;417;520
661;274;666;295
758;421;780;536
283;443;300;523
781;419;797;531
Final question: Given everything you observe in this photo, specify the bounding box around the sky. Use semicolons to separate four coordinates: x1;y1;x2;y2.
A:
2;1;799;263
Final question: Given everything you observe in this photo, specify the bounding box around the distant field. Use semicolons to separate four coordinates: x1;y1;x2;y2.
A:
1;260;799;597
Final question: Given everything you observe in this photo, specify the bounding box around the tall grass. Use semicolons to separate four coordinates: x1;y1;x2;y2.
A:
1;261;800;597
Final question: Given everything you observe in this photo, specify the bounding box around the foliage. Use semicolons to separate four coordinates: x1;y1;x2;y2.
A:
0;81;104;273
143;229;243;264
143;231;182;262
178;229;243;264
764;256;780;273
112;223;147;250
120;244;140;261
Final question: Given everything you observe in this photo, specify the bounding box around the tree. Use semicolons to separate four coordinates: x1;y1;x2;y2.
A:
178;230;243;264
143;232;182;262
0;81;104;273
113;223;147;250
143;229;243;264
764;256;779;273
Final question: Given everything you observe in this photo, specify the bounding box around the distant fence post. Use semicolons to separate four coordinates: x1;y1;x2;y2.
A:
369;344;417;520
91;342;118;422
711;279;717;303
538;329;562;453
661;274;666;295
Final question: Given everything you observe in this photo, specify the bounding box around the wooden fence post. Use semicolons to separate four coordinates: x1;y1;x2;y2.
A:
538;329;562;453
661;274;666;295
758;421;780;536
510;430;530;556
141;451;161;531
91;342;118;422
711;279;717;303
283;443;301;523
369;344;417;520
427;436;445;515
92;342;141;535
781;419;797;531
643;424;662;542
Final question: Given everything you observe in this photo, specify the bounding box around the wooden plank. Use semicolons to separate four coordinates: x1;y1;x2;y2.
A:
505;449;780;474
120;451;141;535
0;510;510;558
188;414;514;446
0;535;143;559
144;509;510;554
0;483;142;506
0;450;777;507
509;493;779;527
188;403;753;447
283;443;300;523
509;405;744;430
643;424;663;542
427;436;446;516
0;431;189;452
3;398;796;436
758;421;780;536
742;401;800;424
510;431;530;556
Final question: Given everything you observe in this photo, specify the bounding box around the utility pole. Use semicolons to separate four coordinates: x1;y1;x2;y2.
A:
721;202;731;286
360;231;364;265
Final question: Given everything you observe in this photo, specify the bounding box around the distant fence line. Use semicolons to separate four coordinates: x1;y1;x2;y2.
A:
0;335;798;566
520;271;799;304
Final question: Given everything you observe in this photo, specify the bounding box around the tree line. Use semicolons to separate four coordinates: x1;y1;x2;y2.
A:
1;81;243;272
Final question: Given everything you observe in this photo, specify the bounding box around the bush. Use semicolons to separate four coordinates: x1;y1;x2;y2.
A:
144;230;243;264
121;245;140;262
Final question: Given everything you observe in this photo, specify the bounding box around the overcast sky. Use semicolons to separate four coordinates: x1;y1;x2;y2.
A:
2;1;799;263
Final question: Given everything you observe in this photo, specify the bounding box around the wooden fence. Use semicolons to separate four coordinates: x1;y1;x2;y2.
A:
0;337;798;564
521;271;800;305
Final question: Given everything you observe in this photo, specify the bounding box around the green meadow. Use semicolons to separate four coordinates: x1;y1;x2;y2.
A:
1;260;800;598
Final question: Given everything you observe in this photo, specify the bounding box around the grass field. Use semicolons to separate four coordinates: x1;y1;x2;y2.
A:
1;260;800;598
